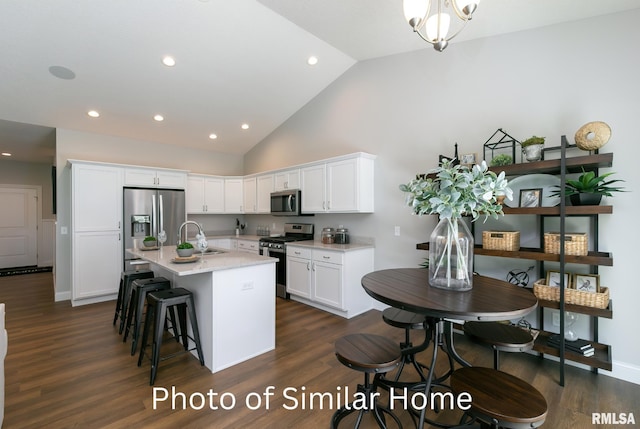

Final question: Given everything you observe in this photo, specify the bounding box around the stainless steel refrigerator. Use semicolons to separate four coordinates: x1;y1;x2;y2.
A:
123;187;185;270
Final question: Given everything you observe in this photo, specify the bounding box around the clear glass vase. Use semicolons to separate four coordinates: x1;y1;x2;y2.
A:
429;217;474;291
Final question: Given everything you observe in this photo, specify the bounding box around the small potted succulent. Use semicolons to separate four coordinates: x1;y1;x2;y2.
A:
176;242;195;257
143;236;157;248
550;169;625;206
490;154;513;167
521;136;545;162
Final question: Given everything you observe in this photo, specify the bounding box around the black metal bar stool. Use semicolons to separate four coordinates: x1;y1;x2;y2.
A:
462;322;535;370
382;308;432;382
123;277;173;355
451;366;547;429
113;269;154;334
331;333;403;429
137;287;204;385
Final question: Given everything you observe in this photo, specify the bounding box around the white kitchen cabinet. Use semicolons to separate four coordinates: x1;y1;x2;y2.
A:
224;178;244;213
186;175;224;214
236;239;259;254
286;245;374;318
256;174;274;213
209;238;233;250
124;167;187;189
274;169;300;191
243;177;257;214
300;154;375;213
70;161;123;305
286;247;312;299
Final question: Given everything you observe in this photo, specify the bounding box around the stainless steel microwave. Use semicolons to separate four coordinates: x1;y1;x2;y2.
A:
270;189;301;216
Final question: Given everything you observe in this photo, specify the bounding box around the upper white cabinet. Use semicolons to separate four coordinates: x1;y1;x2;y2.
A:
187;175;224;214
243;177;257;214
256;174;274;213
224;178;244;213
274;168;300;191
124;167;187;189
72;162;123;232
300;153;375;213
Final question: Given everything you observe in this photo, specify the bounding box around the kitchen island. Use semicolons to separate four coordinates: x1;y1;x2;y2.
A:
128;246;276;373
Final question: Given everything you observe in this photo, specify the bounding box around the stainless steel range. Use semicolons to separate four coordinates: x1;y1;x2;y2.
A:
259;223;314;299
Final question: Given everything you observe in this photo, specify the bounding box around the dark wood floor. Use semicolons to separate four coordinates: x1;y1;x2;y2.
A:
1;272;638;428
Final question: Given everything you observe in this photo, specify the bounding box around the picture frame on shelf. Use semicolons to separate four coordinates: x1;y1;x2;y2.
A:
546;270;571;288
460;153;477;167
519;188;543;208
574;273;600;293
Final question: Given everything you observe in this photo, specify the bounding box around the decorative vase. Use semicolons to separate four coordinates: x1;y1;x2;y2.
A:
429;217;474;291
176;248;194;257
143;240;157;248
522;144;543;162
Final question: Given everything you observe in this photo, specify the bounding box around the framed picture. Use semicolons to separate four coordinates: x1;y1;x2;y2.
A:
519;188;542;208
460;153;477;167
546;270;571;288
574;273;600;293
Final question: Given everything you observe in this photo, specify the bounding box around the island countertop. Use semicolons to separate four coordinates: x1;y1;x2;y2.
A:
127;246;276;276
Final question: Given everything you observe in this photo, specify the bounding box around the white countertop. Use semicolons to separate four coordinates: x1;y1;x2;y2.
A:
285;240;374;252
128;246;276;276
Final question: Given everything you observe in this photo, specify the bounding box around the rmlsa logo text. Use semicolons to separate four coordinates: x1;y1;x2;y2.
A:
592;412;635;425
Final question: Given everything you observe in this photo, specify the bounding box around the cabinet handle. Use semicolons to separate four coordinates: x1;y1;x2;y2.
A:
312;262;316;271
205;205;208;212
294;251;301;255
327;201;330;210
306;262;310;270
322;201;325;210
323;255;330;259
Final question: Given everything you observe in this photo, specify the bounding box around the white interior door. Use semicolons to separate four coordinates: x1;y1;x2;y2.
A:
0;187;38;268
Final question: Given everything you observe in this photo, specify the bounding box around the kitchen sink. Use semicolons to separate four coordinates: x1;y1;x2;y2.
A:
201;248;227;255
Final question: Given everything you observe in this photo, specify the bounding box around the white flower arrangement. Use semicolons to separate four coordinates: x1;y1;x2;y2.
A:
399;159;513;221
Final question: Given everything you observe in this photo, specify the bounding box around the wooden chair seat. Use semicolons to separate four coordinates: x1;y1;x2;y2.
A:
382;308;427;331
451;367;547;429
463;322;534;370
335;333;402;374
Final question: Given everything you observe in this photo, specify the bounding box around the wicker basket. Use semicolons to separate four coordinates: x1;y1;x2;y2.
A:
533;279;609;308
544;232;588;256
482;231;520;251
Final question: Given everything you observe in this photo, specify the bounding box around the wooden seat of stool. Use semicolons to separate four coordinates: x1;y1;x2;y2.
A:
332;334;403;429
382;308;431;383
451;367;547;429
463;322;534;370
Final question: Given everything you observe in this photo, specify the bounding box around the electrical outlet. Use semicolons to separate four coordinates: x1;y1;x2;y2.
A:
394;226;400;236
552;312;560;326
242;282;254;290
61;226;68;235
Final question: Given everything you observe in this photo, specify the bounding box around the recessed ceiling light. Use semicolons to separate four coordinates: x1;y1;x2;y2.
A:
87;110;100;118
1;153;11;157
162;56;176;67
154;114;164;122
209;133;218;140
307;56;318;66
241;123;249;130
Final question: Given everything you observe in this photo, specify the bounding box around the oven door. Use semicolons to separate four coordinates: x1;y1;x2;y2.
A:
261;246;288;299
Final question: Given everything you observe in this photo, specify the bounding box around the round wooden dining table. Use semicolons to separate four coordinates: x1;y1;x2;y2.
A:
361;268;538;429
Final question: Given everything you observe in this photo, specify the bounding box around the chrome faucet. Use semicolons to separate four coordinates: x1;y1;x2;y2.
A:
178;221;205;244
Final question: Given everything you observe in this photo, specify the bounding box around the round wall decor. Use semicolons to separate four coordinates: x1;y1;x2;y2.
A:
574;121;611;151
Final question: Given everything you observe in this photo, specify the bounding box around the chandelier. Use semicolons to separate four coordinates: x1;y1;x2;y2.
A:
403;0;480;52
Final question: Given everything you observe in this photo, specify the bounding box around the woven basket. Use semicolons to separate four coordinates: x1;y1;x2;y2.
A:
482;231;520;251
533;279;609;308
544;232;588;256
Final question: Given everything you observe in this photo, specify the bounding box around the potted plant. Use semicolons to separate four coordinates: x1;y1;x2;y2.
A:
143;236;157;248
550;169;625;205
521;136;545;162
490;154;513;167
176;241;195;257
400;160;512;291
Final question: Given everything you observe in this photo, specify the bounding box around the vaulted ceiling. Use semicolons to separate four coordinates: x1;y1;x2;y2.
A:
1;0;638;163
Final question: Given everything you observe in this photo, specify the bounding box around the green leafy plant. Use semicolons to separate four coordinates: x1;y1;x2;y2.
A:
177;242;194;249
399;159;513;221
550;169;625;197
490;154;513;167
143;236;156;242
521;136;545;147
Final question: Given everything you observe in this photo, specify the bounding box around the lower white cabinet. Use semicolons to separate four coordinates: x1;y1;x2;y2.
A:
236;239;260;254
286;245;374;318
72;231;121;302
209;238;233;250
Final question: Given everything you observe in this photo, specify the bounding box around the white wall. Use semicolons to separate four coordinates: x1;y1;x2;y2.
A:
54;128;244;300
244;12;640;384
